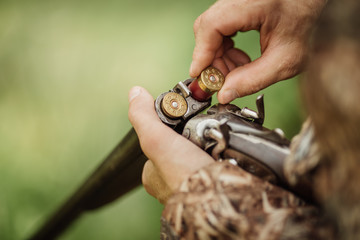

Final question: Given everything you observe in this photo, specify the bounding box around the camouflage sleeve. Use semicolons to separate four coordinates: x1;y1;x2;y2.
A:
284;119;322;188
161;120;334;240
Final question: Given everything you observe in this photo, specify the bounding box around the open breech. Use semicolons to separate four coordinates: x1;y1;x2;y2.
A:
30;67;307;239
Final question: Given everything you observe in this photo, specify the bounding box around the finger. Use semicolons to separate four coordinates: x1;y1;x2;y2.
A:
214;37;235;59
128;86;164;140
225;48;251;67
223;37;235;52
193;14;201;37
217;43;303;103
212;57;230;76
142;160;172;204
190;2;260;78
128;86;213;191
190;28;223;78
222;54;236;71
214;44;225;59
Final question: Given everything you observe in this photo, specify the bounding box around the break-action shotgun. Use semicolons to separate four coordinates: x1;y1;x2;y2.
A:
29;67;309;239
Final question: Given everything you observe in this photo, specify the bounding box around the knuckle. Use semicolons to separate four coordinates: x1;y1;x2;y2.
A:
199;10;213;27
142;161;154;195
194;6;214;32
142;181;154;197
193;15;201;33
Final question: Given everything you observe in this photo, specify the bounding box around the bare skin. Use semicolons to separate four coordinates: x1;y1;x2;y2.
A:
129;0;327;203
191;0;327;103
128;87;213;204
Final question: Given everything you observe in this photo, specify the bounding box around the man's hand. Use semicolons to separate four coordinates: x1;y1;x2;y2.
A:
128;86;214;204
190;0;327;103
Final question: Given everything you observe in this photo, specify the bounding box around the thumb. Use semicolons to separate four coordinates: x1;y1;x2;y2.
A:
128;86;213;190
217;44;303;103
128;86;163;140
127;86;212;161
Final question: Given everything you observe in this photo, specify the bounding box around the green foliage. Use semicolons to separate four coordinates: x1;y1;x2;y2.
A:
0;0;302;239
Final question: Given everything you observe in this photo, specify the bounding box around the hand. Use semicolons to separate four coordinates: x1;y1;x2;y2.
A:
190;0;327;103
128;86;214;204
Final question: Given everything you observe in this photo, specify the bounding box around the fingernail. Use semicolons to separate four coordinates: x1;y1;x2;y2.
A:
128;86;142;102
220;89;237;103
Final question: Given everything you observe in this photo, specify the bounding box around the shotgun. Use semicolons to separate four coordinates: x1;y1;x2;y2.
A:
29;67;306;239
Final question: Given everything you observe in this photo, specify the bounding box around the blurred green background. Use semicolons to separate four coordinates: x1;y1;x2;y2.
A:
0;0;303;239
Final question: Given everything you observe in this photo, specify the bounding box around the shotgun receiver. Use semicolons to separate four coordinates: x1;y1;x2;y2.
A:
29;67;298;239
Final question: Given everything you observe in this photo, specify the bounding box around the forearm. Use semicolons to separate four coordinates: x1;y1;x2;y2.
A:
161;161;333;240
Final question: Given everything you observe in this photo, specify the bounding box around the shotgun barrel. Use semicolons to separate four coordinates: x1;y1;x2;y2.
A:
29;67;224;239
29;128;147;240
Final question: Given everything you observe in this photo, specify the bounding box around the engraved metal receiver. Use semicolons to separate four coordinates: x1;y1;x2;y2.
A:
155;66;224;133
182;96;290;185
29;66;304;240
29;66;298;240
29;66;226;240
155;66;292;187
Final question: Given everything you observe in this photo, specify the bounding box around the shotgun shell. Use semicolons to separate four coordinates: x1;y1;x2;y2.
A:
189;66;225;101
161;92;188;119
